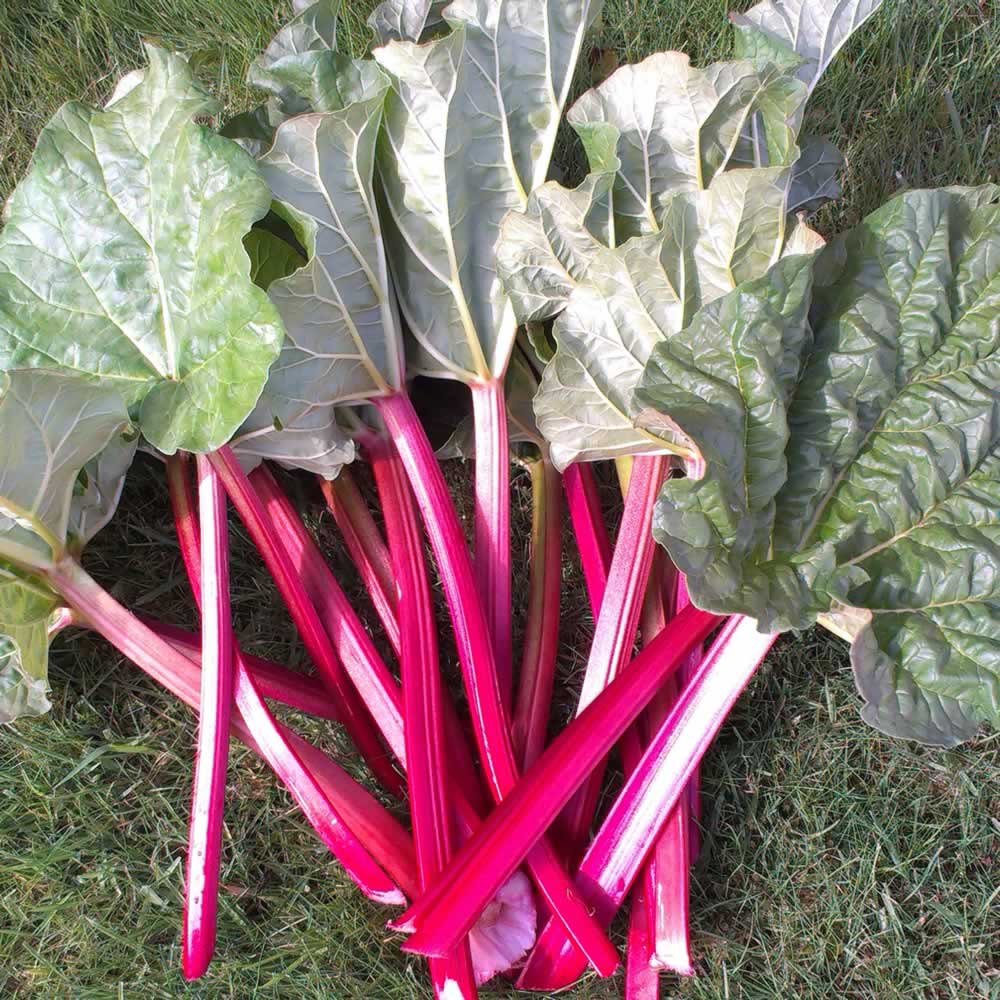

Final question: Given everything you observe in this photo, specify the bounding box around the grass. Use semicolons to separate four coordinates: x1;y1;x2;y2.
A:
1;0;999;997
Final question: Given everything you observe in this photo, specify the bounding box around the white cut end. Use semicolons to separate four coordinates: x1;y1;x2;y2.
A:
468;871;537;985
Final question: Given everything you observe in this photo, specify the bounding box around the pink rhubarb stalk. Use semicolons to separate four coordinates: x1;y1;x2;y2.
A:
165;454;409;906
559;454;667;860
372;433;477;997
636;555;694;976
206;448;401;795
625;879;661;1000
396;603;721;960
144;619;340;723
318;471;401;656
376;390;619;977
45;556;411;904
470;377;512;703
181;455;235;979
251;464;486;812
511;458;562;770
561;463;612;611
517;617;775;989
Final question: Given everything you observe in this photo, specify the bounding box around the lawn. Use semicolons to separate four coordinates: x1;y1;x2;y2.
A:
1;1;998;998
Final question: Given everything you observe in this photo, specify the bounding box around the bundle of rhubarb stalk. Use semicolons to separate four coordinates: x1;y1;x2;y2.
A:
1;0;997;994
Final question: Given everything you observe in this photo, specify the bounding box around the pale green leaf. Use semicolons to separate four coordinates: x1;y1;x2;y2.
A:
247;75;403;443
244;228;307;291
534;167;808;469
374;0;603;381
368;0;449;44
0;573;61;725
732;0;885;95
66;433;138;554
0;46;284;454
248;0;341;116
497;168;616;324
567;52;807;240
231;401;355;479
0;371;131;568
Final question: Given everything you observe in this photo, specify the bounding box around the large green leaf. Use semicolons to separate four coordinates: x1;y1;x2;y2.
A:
253;74;402;412
0;46;284;454
533;167;819;469
497;167;616;324
231;402;355;479
638;185;1000;745
373;0;603;382
732;0;885;96
368;0;449;44
567;52;807;241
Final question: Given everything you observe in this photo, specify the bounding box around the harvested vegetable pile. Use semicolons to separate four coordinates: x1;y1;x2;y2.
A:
0;0;997;996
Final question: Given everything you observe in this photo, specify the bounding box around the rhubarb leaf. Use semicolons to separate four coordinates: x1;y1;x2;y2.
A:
374;0;603;381
787;135;843;214
567;52;807;240
253;76;402;413
248;0;340;116
639;185;1000;745
0;578;60;724
0;370;130;723
497;168;616;324
245;228;307;292
0;371;132;568
368;0;449;44
230;403;355;479
534;167;811;469
0;46;284;454
732;0;885;95
66;433;139;554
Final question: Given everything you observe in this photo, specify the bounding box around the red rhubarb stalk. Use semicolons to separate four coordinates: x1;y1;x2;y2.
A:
252;464;486;811
207;447;400;794
396;603;721;959
625;878;661;1000
144;619;340;722
511;458;562;769
559;454;667;860
561;463;612;611
517;618;774;989
372;432;477;997
181;455;235;979
376;390;619;976
318;471;401;655
165;454;408;905
470;377;512;704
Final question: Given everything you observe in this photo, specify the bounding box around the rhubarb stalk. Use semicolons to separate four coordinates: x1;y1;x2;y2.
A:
252;464;486;812
206;447;401;794
511;458;562;770
376;390;619;976
559;454;667;860
371;432;477;997
561;463;612;611
470;377;512;704
517;618;774;990
180;455;234;979
164;454;408;905
397;603;720;959
318;470;401;655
